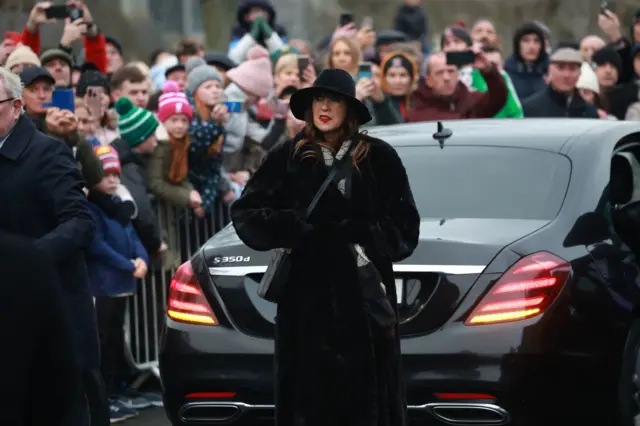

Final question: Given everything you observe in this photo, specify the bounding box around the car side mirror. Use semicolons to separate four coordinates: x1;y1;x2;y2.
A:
563;212;611;247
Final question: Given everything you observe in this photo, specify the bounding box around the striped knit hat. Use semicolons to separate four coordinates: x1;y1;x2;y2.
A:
93;145;121;175
115;97;159;147
158;80;193;122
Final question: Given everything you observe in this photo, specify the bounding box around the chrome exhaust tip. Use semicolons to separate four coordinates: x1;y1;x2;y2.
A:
179;402;242;423
425;402;510;425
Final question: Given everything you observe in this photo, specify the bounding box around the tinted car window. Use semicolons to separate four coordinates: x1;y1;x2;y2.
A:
397;146;571;220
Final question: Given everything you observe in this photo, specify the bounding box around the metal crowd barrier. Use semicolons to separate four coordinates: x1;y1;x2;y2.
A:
123;199;231;388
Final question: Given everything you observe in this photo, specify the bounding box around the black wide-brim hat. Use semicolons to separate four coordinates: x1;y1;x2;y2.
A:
290;68;372;126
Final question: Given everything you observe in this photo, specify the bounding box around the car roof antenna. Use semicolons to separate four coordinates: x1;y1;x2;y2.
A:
432;121;453;149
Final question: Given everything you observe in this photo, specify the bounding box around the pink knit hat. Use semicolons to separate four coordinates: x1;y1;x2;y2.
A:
247;45;269;61
227;57;273;98
158;80;193;122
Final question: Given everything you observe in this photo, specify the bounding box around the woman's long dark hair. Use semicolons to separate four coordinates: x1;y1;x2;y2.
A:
293;106;370;167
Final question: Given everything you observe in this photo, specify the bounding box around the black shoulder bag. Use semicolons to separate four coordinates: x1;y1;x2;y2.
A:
257;148;352;303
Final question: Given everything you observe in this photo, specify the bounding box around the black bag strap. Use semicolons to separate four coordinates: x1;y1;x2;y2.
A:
304;144;354;219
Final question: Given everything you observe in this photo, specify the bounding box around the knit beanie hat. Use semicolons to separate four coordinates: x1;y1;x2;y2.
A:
115;98;159;147
592;46;623;76
185;56;206;74
76;69;110;97
93;145;121;175
5;45;41;70
226;57;273;98
577;62;600;95
186;63;223;94
158;80;193;122
40;48;73;68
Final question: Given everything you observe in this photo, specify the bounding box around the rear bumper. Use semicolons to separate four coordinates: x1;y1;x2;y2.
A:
160;318;619;426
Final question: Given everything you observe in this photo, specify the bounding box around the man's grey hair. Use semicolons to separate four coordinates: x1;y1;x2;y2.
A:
0;67;23;100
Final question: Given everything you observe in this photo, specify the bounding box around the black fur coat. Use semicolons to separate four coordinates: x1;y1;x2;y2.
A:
230;135;420;426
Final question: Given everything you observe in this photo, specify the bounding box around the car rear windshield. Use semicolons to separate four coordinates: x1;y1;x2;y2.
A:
397;146;571;220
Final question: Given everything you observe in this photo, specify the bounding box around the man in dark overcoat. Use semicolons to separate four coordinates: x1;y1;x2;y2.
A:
0;67;108;426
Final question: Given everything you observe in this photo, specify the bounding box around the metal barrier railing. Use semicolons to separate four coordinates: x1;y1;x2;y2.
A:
123;198;231;388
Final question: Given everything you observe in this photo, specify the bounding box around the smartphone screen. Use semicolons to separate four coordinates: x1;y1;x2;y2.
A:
446;51;476;68
45;5;70;20
223;101;243;113
339;13;354;27
358;62;372;80
43;88;75;112
298;56;310;81
86;86;104;118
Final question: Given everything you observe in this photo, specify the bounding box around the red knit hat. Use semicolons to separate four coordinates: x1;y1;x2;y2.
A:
158;80;193;122
94;145;121;175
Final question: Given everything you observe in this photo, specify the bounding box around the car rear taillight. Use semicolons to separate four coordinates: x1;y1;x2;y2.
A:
465;251;570;326
167;261;217;325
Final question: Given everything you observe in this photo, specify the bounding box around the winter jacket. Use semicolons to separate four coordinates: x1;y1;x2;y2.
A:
111;138;163;253
86;194;148;297
228;0;287;63
406;65;508;122
522;86;599;118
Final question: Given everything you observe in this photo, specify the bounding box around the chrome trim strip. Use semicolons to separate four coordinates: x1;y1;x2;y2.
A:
209;264;485;276
178;401;509;424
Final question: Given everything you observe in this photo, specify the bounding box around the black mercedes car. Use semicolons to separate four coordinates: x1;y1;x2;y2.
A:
160;119;640;426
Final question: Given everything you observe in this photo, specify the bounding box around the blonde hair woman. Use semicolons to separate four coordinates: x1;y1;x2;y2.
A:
326;36;361;77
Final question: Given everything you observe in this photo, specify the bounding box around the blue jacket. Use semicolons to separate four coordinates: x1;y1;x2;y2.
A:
86;197;148;297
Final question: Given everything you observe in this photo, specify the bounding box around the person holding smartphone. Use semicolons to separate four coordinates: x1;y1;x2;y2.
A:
354;62;403;127
405;47;508;122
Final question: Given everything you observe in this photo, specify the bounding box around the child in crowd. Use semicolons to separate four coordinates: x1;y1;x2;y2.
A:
85;145;150;423
149;80;202;215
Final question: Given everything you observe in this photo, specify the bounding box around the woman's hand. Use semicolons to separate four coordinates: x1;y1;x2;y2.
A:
212;104;229;122
355;78;374;101
369;76;384;103
356;27;376;49
332;22;357;41
301;65;316;88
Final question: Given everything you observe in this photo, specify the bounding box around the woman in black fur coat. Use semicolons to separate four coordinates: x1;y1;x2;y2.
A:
230;68;420;426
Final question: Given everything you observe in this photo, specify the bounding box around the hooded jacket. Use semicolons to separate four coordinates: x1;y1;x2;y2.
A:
504;22;549;101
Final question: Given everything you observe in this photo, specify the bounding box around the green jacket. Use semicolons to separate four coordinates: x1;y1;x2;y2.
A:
461;67;523;118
